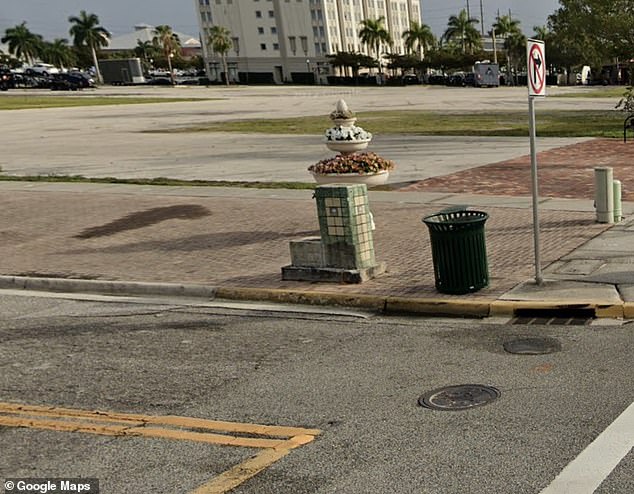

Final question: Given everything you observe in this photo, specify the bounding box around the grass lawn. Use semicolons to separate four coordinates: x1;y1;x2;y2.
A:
552;87;629;99
152;109;628;138
0;174;316;189
0;95;212;110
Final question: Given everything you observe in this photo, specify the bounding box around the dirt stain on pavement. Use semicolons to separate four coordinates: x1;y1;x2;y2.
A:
75;204;211;239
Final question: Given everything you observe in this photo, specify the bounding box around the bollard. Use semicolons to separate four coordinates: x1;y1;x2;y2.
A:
613;179;622;223
594;167;614;223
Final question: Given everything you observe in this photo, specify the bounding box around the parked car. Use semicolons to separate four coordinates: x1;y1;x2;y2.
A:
25;63;60;76
0;67;14;90
49;72;94;90
402;74;421;85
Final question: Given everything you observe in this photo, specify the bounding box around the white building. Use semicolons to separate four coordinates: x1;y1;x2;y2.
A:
196;0;422;84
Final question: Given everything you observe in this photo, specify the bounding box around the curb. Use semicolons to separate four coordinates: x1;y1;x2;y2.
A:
0;276;217;299
0;276;628;319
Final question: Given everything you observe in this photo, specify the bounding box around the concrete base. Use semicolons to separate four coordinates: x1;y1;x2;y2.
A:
281;262;387;284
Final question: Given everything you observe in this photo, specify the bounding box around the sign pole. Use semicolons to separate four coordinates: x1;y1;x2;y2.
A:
528;95;543;285
527;39;546;286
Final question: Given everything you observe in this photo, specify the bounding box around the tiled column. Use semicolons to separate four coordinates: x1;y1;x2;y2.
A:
315;184;377;270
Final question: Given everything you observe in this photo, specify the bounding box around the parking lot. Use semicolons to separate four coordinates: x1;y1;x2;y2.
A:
0;84;613;183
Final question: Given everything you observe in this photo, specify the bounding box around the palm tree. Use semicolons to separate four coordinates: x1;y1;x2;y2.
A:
402;21;435;59
492;15;521;39
505;31;527;86
1;22;42;64
68;11;110;84
532;25;550;41
443;9;480;54
491;15;523;85
134;40;156;62
41;39;76;70
359;17;392;75
153;25;180;85
207;26;232;86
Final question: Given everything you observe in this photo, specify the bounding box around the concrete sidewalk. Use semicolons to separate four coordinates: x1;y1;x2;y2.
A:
2;180;634;318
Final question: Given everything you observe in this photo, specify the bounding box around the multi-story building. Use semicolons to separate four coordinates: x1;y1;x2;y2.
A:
196;0;422;84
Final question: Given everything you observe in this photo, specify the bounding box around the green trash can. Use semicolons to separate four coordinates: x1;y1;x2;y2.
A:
422;210;489;294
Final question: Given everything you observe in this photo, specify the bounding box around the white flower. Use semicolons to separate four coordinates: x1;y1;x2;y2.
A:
324;125;372;141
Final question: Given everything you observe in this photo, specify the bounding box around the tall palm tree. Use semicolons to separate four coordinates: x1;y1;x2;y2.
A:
492;15;521;39
443;9;481;54
68;11;110;84
402;21;435;59
207;26;232;86
41;38;76;70
153;25;180;85
505;31;527;86
359;17;392;75
491;15;523;85
1;22;42;64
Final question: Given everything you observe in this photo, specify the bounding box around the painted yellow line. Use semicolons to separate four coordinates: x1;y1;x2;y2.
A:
0;402;321;437
191;436;317;494
0;402;321;494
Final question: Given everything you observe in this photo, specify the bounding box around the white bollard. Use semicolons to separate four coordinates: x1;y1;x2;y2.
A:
613;179;622;223
594;167;614;223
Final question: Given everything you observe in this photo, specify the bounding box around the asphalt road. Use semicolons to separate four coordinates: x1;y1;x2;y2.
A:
0;292;632;493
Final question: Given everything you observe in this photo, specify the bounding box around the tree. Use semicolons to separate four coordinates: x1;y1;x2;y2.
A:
548;0;634;69
207;25;232;86
153;25;180;85
1;22;42;64
41;38;76;70
68;11;110;84
326;51;377;78
492;15;521;39
532;25;550;41
358;17;392;75
492;14;523;86
443;9;481;54
505;31;527;85
402;21;435;60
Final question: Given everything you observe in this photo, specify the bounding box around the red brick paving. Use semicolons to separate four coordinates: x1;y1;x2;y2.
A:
0;189;609;300
399;139;634;200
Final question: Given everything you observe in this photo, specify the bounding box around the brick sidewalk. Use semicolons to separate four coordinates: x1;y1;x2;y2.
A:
399;139;634;200
0;189;609;300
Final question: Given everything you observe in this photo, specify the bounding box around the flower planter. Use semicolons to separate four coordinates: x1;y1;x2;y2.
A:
311;170;389;186
325;139;371;154
331;117;357;127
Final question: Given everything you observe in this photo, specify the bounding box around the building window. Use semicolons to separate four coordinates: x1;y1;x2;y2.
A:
273;43;280;50
269;10;275;17
255;10;262;17
271;26;277;34
260;43;267;50
258;27;264;34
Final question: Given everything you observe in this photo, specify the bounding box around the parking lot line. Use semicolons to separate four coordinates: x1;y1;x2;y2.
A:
0;401;321;493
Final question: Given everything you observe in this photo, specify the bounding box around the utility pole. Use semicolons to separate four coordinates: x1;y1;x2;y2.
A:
466;0;470;19
480;0;484;36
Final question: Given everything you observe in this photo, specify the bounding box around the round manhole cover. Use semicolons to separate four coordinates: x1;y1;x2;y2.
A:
418;384;501;411
503;337;562;355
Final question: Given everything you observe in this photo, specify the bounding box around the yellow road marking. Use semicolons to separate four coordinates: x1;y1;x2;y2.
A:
0;402;320;493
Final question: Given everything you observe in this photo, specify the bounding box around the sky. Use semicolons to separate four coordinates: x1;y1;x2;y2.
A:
0;0;561;42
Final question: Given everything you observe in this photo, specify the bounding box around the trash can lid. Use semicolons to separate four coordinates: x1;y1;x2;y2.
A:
422;210;488;231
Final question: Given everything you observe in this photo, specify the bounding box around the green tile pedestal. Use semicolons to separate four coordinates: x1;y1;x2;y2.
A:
282;184;386;283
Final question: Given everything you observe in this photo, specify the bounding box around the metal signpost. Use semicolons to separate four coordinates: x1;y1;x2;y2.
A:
527;39;546;285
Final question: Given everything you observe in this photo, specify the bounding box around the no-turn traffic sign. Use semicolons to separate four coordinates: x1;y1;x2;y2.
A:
527;39;546;97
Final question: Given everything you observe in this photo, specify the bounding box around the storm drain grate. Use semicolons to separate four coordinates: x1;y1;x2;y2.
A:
503;336;562;355
418;384;501;411
511;308;594;326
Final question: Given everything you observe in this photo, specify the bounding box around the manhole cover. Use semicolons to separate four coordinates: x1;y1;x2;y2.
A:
503;337;562;355
418;384;501;411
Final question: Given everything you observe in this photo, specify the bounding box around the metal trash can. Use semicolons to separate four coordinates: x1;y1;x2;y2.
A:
422;210;489;294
